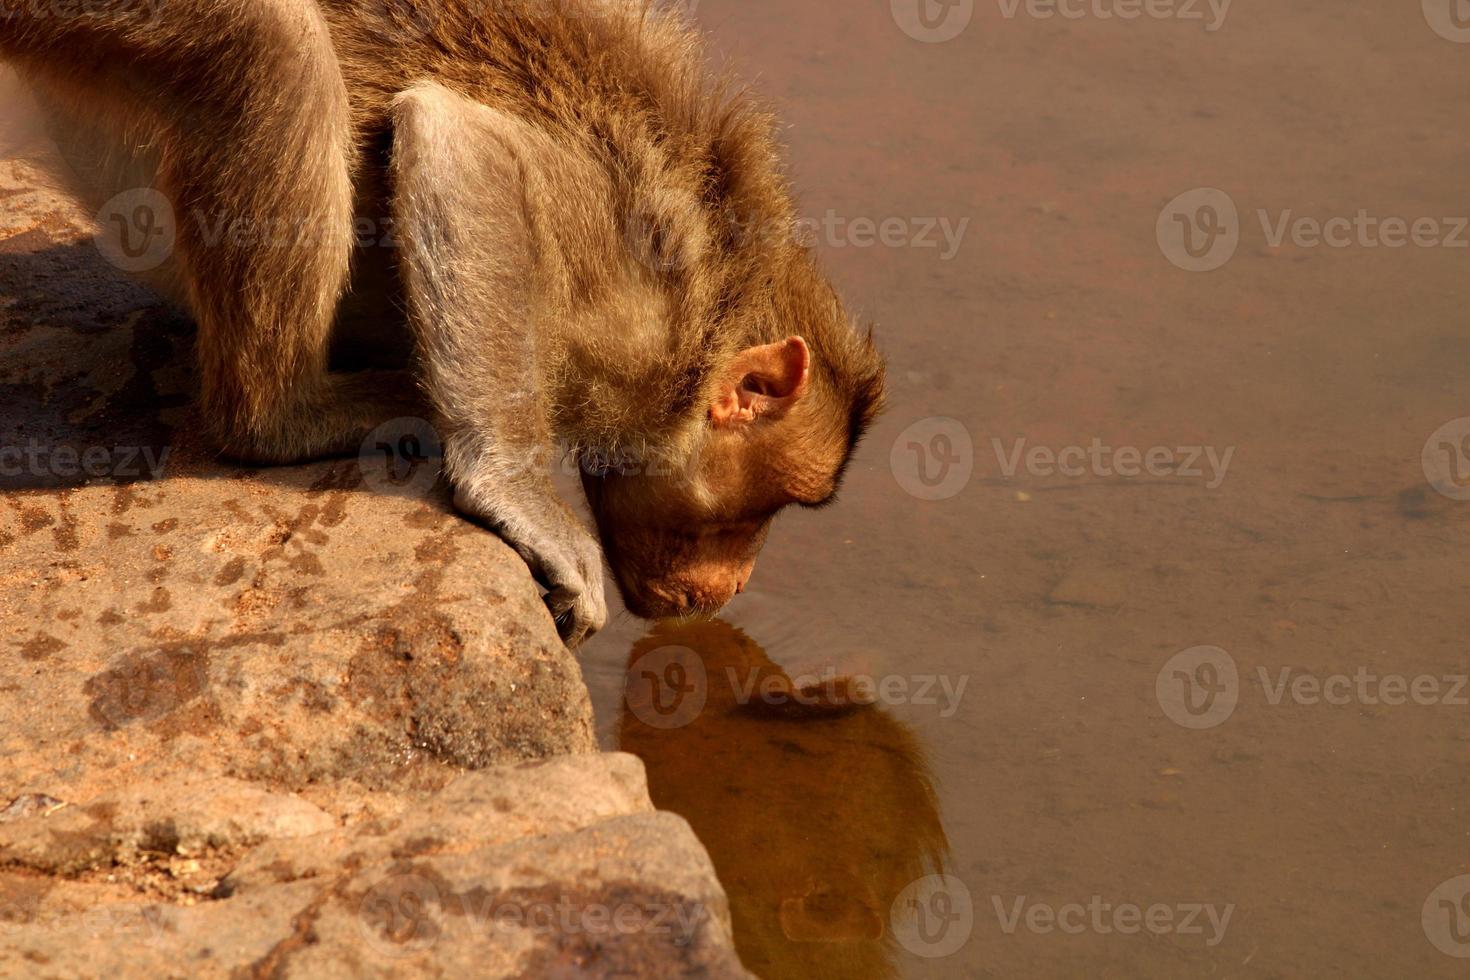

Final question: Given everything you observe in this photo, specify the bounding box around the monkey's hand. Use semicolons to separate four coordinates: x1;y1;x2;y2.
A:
454;483;608;647
391;82;607;645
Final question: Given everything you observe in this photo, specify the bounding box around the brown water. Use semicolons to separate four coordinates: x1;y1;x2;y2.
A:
576;1;1470;976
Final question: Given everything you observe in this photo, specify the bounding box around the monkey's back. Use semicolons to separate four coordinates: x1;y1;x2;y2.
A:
319;0;770;188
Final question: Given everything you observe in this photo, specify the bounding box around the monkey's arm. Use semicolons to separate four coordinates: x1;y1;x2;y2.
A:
390;82;607;646
0;0;424;462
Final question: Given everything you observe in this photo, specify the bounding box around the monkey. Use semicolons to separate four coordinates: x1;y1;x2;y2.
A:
0;0;886;646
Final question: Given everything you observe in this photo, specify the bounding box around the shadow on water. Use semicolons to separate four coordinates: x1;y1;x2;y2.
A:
618;618;949;980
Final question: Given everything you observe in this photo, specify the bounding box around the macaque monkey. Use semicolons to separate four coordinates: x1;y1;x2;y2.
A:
0;0;886;644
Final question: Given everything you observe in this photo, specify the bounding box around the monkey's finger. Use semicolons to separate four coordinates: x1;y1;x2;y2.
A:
546;588;587;645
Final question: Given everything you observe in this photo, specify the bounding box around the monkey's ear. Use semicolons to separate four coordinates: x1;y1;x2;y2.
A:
710;336;810;428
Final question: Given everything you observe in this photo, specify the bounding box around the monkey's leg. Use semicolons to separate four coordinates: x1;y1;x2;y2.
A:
0;0;415;463
391;81;607;646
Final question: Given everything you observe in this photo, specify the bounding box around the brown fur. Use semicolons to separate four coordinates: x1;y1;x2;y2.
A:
0;0;886;642
324;0;884;459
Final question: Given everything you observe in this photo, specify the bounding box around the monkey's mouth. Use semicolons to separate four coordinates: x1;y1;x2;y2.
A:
593;519;758;620
614;573;740;620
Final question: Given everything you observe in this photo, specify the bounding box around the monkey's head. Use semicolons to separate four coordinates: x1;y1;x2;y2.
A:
567;92;886;619
582;316;885;619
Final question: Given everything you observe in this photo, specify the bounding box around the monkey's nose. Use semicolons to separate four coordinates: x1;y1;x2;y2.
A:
665;581;739;615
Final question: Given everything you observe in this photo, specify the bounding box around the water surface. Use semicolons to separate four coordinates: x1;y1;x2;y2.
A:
579;2;1470;976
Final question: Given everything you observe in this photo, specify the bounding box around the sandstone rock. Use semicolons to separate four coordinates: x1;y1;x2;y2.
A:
0;757;750;979
0;776;334;876
0;155;596;798
222;754;655;892
0;149;747;976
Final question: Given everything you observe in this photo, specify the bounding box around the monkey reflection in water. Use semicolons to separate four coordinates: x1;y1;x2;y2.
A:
620;620;948;980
